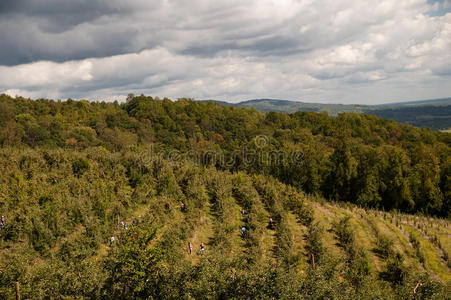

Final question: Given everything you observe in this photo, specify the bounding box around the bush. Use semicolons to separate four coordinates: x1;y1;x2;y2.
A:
332;216;355;253
72;157;91;177
306;221;324;265
375;236;394;258
380;252;407;285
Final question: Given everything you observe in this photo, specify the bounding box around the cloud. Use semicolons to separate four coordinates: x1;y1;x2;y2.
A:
0;0;450;104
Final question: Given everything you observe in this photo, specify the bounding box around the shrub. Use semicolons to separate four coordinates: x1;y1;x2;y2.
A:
375;236;394;258
72;158;91;177
380;252;407;285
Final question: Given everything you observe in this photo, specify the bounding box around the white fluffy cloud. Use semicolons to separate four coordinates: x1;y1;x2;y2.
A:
0;0;450;104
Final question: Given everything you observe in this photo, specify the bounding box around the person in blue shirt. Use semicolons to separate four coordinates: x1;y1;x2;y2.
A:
241;226;246;237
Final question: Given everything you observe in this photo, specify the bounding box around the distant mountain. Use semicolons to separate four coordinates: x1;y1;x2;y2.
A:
201;97;451;130
378;97;451;107
200;99;233;106
368;105;451;130
235;98;371;115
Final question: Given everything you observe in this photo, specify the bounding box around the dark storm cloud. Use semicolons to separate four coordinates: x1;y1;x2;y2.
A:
0;23;140;66
181;34;309;58
0;0;124;31
0;0;151;65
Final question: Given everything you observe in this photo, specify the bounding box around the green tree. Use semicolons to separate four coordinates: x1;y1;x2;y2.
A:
104;223;161;298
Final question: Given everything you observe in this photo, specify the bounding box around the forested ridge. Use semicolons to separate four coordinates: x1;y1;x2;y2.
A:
0;94;449;216
209;98;451;130
367;105;451;131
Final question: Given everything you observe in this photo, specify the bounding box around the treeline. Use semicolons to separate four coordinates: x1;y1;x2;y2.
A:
0;94;449;216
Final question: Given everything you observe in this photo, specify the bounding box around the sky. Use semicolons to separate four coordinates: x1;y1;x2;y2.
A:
0;0;450;104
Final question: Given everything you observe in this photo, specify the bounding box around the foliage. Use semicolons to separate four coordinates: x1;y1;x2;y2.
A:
0;94;449;216
0;94;449;298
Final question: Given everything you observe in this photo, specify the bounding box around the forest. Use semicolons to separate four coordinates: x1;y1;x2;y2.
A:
0;94;450;298
0;94;449;216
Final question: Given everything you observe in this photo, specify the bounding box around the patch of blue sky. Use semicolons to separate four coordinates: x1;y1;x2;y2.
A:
426;0;451;16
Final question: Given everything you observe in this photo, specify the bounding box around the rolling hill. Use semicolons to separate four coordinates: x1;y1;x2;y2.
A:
202;97;451;130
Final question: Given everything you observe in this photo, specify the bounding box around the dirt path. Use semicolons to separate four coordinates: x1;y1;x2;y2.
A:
286;212;308;271
183;201;215;263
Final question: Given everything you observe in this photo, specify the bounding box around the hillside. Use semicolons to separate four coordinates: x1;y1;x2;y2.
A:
1;94;449;217
204;97;451;130
234;98;371;115
368;105;451;130
378;97;451;107
0;148;450;298
0;94;450;298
